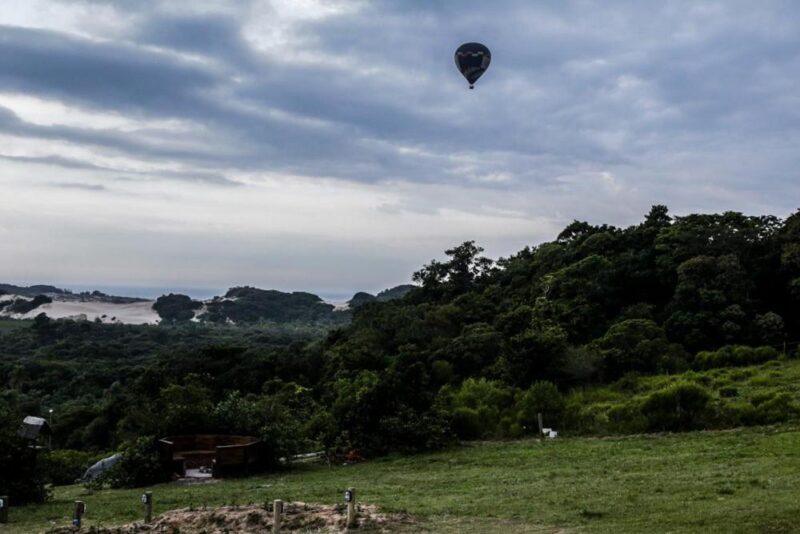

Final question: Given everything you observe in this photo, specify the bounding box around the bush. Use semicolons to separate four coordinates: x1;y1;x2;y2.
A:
516;381;565;431
641;382;711;432
607;402;648;434
43;449;104;486
694;345;780;369
753;393;800;425
713;400;757;427
438;378;517;439
103;436;168;488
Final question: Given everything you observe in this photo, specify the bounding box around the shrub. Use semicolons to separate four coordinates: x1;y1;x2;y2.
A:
438;378;517;439
713;400;757;427
753;393;800;425
607;402;648;434
43;449;104;486
104;436;168;488
516;381;565;431
641;382;711;432
694;345;780;369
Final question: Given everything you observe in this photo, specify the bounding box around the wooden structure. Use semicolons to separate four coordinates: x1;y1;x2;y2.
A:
17;416;51;442
158;435;261;478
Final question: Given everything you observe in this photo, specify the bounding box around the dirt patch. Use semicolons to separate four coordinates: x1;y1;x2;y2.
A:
49;502;415;533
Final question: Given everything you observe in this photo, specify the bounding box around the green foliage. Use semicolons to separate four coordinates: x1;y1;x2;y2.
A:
593;319;688;379
160;376;214;435
751;392;800;424
641;382;712;432
517;381;565;430
200;286;348;324
103;436;168;489
695;345;780;369
500;322;568;387
152;293;202;322
42;449;104;485
440;378;517;439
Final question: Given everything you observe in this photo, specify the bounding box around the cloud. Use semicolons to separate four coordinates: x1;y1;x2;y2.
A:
51;181;107;191
1;1;799;292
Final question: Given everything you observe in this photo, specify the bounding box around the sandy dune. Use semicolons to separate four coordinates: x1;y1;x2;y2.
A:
1;295;160;324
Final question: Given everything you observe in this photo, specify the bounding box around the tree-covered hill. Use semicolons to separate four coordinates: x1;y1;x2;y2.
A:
2;206;800;503
310;206;800;452
347;285;415;308
200;287;347;324
0;283;69;297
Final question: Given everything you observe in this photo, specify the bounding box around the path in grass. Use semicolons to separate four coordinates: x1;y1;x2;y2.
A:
7;425;800;533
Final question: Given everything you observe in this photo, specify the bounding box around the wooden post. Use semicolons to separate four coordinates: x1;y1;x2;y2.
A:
142;492;153;523
537;412;544;440
0;495;9;524
73;500;85;527
345;487;356;528
272;499;283;534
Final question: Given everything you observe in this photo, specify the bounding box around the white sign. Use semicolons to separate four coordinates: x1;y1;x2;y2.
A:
0;498;5;508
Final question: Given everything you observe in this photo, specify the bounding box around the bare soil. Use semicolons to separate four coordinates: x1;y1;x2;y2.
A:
48;502;415;533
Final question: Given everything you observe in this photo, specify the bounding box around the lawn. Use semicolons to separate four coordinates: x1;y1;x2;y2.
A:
6;424;800;532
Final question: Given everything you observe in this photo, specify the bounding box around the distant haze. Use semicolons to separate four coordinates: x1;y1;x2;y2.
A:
1;1;798;291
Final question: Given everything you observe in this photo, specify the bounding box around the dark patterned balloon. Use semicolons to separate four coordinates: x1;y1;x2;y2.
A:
455;42;491;89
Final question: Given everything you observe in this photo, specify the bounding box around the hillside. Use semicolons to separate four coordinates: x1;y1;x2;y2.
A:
6;425;799;533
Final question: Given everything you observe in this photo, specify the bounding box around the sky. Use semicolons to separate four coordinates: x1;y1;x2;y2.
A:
1;0;799;298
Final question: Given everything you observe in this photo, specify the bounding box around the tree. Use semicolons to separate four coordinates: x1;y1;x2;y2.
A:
413;241;494;295
593;319;688;379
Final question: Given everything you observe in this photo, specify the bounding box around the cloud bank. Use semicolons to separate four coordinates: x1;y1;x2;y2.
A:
1;0;798;294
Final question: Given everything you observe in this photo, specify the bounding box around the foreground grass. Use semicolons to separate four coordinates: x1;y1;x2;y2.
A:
7;425;800;533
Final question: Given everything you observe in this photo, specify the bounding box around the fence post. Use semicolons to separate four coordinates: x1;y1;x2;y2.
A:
537;412;544;440
0;496;8;524
272;499;283;534
142;492;153;523
73;500;85;527
345;487;356;528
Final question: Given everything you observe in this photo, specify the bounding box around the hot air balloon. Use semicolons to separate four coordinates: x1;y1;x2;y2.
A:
455;42;491;89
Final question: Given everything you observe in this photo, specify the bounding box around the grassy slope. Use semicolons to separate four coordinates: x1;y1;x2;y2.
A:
565;358;800;434
7;425;800;533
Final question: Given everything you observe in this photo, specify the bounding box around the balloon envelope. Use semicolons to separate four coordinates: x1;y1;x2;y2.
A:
455;42;491;88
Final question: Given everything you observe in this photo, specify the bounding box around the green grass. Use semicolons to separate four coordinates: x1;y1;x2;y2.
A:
7;425;800;533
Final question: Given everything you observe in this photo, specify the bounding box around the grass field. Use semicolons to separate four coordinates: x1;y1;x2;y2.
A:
6;424;800;533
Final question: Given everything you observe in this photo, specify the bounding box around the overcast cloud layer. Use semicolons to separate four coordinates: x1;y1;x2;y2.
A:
1;0;799;296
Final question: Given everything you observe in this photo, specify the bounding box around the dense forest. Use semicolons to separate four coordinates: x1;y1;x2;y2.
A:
2;206;800;502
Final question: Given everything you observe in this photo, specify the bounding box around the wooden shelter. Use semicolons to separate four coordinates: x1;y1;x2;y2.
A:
17;416;51;443
158;435;262;478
